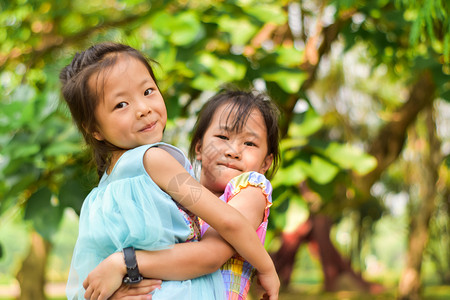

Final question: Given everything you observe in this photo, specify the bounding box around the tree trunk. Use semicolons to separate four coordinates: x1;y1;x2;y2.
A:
398;107;442;300
272;71;437;291
16;231;52;300
309;215;375;292
271;217;313;287
272;215;380;292
445;190;450;284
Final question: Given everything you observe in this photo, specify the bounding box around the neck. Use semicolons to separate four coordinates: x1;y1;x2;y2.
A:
107;150;126;174
200;176;224;197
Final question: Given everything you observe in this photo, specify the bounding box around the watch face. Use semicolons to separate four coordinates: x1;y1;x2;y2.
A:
123;274;143;284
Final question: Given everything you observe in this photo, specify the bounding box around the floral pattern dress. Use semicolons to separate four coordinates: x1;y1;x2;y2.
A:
200;171;273;300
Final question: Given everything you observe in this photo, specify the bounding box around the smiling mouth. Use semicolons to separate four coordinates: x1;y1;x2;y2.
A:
219;163;241;171
140;121;157;132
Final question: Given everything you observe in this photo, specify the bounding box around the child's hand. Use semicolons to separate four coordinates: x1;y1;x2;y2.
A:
255;269;280;300
83;252;125;300
109;279;162;299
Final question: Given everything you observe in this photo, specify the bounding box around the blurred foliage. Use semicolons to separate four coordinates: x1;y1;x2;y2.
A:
0;0;449;289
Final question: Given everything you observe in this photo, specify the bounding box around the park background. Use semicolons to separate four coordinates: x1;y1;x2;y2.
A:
0;0;449;299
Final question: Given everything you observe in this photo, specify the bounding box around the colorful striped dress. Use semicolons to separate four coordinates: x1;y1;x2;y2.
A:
200;171;273;300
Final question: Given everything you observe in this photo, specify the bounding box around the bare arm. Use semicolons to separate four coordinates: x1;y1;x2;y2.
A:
83;186;267;299
144;148;276;279
135;186;267;280
83;149;278;299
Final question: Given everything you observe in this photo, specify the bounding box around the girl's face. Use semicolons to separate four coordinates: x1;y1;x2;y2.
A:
90;54;167;152
196;103;273;196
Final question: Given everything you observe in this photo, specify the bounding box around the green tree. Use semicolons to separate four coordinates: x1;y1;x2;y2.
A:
0;0;449;299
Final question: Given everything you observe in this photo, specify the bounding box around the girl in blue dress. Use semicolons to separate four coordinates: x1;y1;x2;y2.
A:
60;42;279;300
83;90;281;300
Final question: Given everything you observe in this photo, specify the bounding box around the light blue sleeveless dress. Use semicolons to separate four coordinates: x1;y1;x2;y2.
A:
66;142;226;300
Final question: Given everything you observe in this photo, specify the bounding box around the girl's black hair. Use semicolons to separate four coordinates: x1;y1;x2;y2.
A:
189;89;280;179
60;42;159;177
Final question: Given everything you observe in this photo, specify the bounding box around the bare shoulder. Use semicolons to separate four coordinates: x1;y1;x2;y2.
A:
143;146;173;164
142;146;185;179
228;185;267;210
234;185;267;201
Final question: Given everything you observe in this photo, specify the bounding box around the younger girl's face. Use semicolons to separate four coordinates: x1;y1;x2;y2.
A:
196;103;273;196
90;54;167;151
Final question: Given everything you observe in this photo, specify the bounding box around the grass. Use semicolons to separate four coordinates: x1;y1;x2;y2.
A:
275;284;450;300
0;284;449;299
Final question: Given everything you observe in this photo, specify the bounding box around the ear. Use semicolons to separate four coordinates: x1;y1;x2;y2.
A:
92;131;105;141
83;123;104;141
195;142;202;161
260;154;273;174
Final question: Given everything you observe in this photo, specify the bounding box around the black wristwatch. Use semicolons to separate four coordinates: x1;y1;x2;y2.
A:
122;247;143;284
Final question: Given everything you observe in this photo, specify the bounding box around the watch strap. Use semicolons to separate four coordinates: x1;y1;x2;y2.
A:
123;247;143;284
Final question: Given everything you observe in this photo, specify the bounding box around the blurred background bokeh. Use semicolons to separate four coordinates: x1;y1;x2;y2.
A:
0;0;449;299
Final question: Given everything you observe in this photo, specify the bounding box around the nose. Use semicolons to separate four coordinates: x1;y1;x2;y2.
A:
224;143;241;159
136;100;152;118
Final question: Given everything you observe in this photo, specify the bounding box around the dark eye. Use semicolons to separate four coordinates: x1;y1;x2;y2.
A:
216;135;228;140
244;141;256;146
144;88;154;96
115;102;128;109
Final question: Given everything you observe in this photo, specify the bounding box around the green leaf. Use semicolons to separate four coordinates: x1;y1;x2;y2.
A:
191;74;222;91
275;46;304;67
2;171;39;202
151;11;174;34
409;12;422;46
154;46;177;73
444;155;450;168
307;178;335;202
218;15;258;45
196;52;217;69
279;137;308;151
169;12;203;46
165;94;182;120
445;34;450;64
262;68;308;93
120;0;147;5
440;88;450;102
151;11;203;46
290;108;323;137
325;143;377;175
44;141;82;157
60;13;85;35
300;155;340;184
210;58;247;82
19;101;36;125
243;4;287;24
272;161;307;187
270;189;291;229
10;144;41;159
59;179;89;215
352;154;378;175
324;143;360;169
24;187;63;241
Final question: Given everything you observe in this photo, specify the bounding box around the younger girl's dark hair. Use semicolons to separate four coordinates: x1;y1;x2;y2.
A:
189;89;280;179
59;42;158;177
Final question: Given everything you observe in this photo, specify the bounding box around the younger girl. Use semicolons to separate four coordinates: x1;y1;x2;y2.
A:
84;90;280;300
61;42;279;300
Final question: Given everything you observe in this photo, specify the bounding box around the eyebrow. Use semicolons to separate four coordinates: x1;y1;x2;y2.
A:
111;78;154;99
218;125;260;138
139;78;153;87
